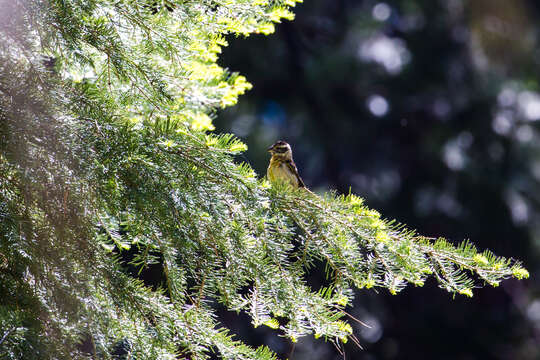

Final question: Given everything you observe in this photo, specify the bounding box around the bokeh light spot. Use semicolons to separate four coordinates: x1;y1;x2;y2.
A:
518;91;540;121
367;95;389;117
372;3;391;22
359;35;410;74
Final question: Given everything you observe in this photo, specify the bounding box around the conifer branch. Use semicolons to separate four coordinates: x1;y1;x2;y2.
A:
0;0;529;359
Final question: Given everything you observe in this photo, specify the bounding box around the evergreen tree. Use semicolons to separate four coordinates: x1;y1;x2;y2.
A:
0;1;529;359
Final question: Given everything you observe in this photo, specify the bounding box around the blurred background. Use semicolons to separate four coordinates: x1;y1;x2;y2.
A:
215;0;540;359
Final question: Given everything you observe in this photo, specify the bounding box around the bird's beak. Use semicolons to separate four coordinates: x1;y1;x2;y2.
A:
267;145;274;153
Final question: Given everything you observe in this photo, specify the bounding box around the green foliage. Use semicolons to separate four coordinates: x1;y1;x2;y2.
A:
0;0;528;359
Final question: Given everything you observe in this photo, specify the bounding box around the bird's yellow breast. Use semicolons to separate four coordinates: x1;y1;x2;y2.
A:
267;159;299;187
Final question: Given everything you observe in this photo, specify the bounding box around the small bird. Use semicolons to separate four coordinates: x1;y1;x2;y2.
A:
267;140;306;188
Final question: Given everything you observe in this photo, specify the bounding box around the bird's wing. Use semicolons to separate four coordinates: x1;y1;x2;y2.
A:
285;159;306;188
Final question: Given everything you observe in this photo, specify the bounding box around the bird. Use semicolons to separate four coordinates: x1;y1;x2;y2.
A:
267;140;306;188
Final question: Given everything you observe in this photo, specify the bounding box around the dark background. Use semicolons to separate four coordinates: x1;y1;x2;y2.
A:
215;0;540;359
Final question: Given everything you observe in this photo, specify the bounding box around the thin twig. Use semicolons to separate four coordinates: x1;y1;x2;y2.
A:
0;327;15;346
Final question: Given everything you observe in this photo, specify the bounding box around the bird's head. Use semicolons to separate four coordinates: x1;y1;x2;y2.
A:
268;140;292;158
